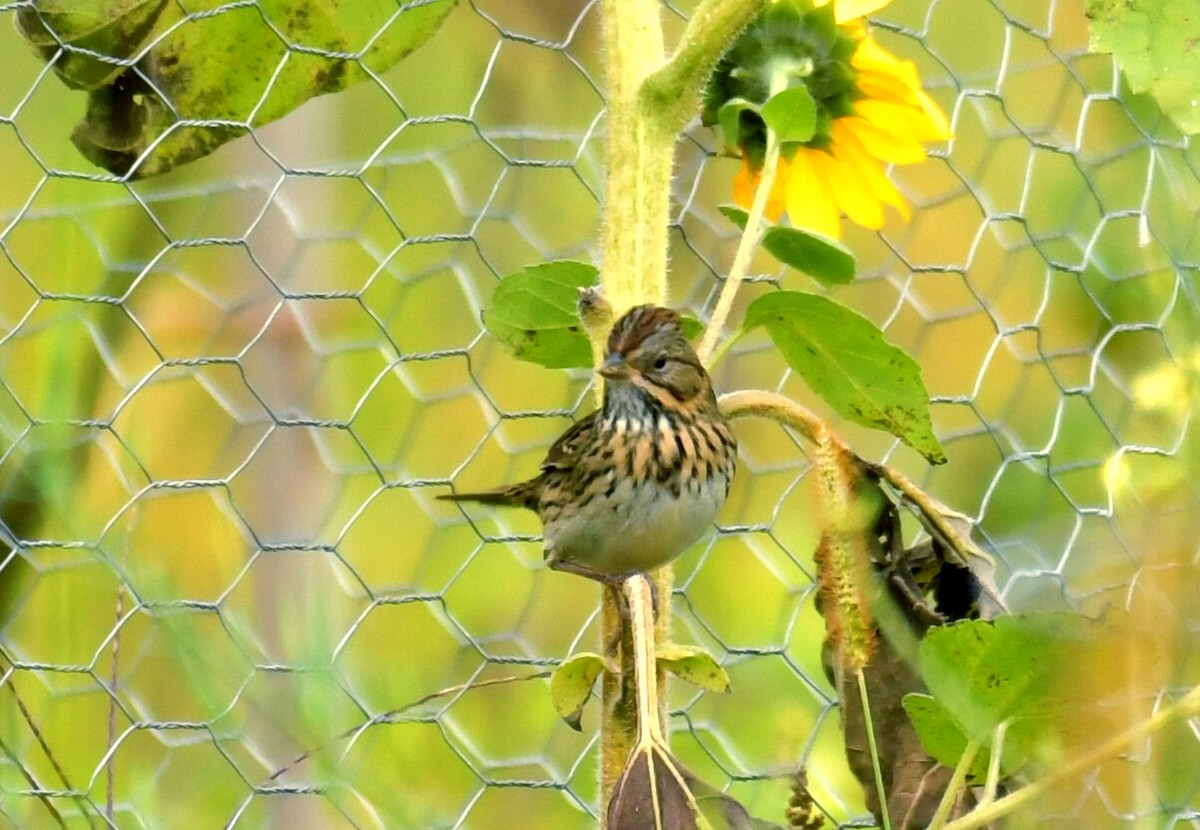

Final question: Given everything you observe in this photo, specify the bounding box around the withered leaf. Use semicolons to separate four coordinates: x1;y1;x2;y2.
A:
607;742;784;830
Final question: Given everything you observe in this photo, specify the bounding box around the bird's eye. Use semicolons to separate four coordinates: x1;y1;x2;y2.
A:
653;355;668;371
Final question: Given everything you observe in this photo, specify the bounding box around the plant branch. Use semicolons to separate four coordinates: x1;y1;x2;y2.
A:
696;134;777;363
866;461;987;570
718;388;826;445
980;721;1009;806
641;0;766;135
939;683;1200;830
625;574;663;745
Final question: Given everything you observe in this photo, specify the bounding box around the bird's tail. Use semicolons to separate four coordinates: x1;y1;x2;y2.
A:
438;480;540;511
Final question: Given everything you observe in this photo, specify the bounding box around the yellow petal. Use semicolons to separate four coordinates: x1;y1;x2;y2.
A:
734;155;788;221
852;35;953;140
864;98;948;143
733;157;755;209
831;119;910;219
841;111;927;164
915;87;954;140
785;148;842;239
831;0;893;23
856;70;921;109
851;34;911;77
822;148;885;230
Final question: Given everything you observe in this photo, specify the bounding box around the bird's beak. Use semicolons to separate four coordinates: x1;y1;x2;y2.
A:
598;352;630;380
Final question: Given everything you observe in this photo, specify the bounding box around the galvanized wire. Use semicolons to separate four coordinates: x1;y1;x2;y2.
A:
0;0;1197;827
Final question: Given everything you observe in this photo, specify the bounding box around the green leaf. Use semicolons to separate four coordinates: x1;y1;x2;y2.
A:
716;97;761;154
485;260;599;369
903;694;990;780
761;226;855;286
1087;0;1200;134
680;315;704;340
920;614;1092;732
18;0;457;177
742;292;946;463
657;643;731;693
909;613;1095;772
718;204;750;230
550;652;608;731
760;86;817;143
718;205;855;286
16;0;166;90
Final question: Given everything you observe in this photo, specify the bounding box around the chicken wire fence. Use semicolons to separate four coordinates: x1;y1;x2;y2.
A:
1;0;1198;828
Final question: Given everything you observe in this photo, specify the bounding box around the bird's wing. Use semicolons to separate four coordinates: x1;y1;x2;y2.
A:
541;410;598;473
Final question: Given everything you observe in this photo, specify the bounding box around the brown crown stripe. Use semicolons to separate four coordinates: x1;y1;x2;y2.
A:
607;305;681;354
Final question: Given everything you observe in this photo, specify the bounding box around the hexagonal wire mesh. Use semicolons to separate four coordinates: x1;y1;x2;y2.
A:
1;0;1198;827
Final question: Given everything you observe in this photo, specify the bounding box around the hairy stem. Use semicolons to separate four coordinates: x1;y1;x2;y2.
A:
641;0;766;135
600;0;668;314
600;0;667;807
697;68;786;364
718;388;826;445
598;0;768;818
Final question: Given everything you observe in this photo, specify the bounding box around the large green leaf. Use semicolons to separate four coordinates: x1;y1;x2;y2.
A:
485;260;598;369
742;291;946;463
902;693;990;780
919;614;1092;732
762;227;855;286
719;205;856;286
1086;0;1200;134
17;0;457;177
16;0;166;90
907;613;1096;775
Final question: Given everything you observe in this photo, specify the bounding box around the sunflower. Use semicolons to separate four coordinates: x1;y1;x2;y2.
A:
707;0;952;239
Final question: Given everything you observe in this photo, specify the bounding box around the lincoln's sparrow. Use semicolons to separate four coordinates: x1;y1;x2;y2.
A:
441;304;737;585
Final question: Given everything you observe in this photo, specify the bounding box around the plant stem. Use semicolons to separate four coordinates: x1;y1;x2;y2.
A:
641;0;766;135
718;388;826;445
599;0;668;810
939;684;1200;830
600;0;668;314
625;574;662;744
697;131;780;364
979;720;1009;807
866;461;988;570
928;739;980;830
697;66;787;365
598;0;769;819
856;669;893;830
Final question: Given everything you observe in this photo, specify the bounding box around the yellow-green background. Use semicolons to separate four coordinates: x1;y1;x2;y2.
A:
1;0;1197;827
